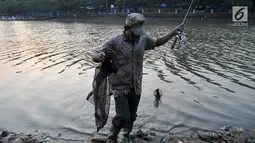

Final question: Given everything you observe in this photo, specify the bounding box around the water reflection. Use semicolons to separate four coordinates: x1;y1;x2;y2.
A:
0;21;254;93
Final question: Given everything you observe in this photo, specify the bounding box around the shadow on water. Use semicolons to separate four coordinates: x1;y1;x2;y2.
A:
157;70;174;83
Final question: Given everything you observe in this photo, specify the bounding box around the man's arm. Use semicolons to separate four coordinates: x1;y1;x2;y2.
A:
154;24;184;47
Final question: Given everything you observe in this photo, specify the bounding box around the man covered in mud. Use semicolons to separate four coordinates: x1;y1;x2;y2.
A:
92;13;184;143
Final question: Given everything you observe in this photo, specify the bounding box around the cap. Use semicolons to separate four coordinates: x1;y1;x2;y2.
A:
125;13;146;28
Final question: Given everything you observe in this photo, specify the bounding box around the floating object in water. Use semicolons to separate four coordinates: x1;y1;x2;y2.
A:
154;88;162;99
153;89;162;108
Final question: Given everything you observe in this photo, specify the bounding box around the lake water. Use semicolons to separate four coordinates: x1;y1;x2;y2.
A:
0;19;254;141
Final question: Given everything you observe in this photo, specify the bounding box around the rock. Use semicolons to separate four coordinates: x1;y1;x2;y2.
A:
44;137;51;141
245;137;250;143
234;127;244;133
8;134;19;141
135;129;154;141
221;124;231;132
148;131;156;136
142;136;150;141
146;135;154;141
89;138;107;143
136;129;145;138
0;131;9;137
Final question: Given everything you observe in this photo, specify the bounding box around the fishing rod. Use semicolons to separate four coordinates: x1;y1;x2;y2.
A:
171;0;196;49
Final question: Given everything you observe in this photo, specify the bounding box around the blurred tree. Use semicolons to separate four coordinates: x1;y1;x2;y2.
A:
23;0;39;12
0;1;8;13
92;0;106;10
6;0;17;13
223;0;253;8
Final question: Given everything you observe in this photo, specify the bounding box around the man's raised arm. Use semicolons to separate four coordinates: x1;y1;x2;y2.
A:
154;24;184;47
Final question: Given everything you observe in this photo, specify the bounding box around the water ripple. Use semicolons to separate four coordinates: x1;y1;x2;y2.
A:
0;21;255;136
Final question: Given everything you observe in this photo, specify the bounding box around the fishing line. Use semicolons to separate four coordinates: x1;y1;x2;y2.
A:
182;0;200;48
187;0;202;27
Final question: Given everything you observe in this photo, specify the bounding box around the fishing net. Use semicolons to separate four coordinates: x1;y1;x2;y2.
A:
87;64;111;132
87;50;117;132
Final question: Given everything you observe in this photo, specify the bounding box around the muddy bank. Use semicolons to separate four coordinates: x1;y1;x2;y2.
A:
1;127;255;143
0;131;46;143
0;130;84;143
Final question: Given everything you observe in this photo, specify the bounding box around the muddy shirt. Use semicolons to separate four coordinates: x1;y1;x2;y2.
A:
94;33;156;97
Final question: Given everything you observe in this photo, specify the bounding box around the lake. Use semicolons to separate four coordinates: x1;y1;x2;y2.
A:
0;19;254;141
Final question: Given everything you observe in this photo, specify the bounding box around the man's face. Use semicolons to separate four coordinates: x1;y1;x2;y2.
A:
124;27;145;39
130;26;145;36
124;21;146;37
124;26;137;40
130;21;145;36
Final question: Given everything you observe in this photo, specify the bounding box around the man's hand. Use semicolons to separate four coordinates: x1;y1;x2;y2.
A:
92;52;106;63
99;52;106;62
174;23;184;33
154;23;185;47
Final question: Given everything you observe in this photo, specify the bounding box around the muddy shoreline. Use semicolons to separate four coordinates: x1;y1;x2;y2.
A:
1;127;255;143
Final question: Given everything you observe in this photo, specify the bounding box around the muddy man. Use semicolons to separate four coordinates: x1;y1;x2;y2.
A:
92;13;184;143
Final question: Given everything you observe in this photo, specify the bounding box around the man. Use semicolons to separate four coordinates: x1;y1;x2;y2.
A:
92;13;184;143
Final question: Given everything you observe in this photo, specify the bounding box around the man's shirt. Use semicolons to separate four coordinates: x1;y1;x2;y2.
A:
94;33;156;97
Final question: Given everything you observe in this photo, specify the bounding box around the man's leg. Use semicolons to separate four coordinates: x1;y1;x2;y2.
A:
123;89;141;136
107;94;130;142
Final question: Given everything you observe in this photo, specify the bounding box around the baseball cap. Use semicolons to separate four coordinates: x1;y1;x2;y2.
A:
125;13;146;36
125;13;146;27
